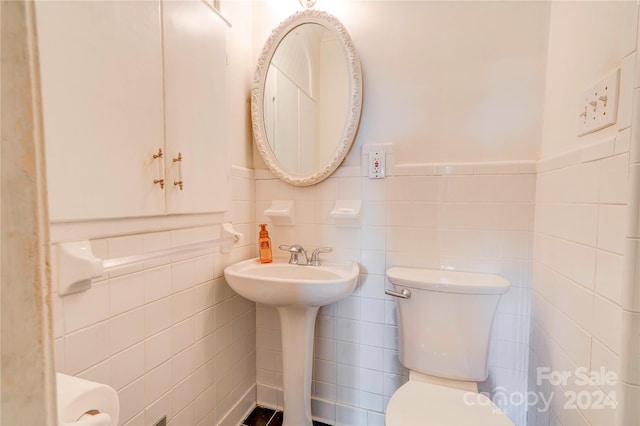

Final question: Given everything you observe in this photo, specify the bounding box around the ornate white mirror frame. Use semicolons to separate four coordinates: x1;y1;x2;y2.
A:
251;10;363;186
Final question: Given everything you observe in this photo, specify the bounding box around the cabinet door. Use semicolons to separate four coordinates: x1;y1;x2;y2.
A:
162;0;229;214
36;1;166;221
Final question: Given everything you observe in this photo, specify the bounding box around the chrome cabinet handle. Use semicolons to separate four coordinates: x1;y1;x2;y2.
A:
385;288;411;299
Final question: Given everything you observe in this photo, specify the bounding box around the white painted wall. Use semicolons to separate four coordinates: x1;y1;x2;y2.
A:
226;1;256;169
531;1;640;425
253;0;550;167
540;0;638;157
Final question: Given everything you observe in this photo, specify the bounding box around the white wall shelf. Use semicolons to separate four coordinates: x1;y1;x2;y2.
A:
264;200;295;226
330;200;362;227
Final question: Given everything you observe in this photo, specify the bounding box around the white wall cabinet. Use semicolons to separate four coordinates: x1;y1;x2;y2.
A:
162;0;229;215
36;0;228;222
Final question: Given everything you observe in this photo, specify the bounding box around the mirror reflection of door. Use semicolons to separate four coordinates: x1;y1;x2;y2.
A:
263;23;349;175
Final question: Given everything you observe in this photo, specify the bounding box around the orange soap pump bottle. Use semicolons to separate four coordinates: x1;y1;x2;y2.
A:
258;224;272;263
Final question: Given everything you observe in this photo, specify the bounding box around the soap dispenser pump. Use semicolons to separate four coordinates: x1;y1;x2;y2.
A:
258;224;272;263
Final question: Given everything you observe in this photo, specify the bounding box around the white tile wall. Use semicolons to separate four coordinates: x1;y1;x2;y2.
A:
530;140;630;426
52;169;257;426
254;162;535;426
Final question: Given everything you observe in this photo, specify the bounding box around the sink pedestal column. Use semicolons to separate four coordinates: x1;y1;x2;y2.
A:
276;305;320;426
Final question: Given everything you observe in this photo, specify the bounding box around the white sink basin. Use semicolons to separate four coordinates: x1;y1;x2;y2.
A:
224;258;359;307
224;257;359;426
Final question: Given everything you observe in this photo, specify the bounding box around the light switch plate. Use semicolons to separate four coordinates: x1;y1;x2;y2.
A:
577;69;620;136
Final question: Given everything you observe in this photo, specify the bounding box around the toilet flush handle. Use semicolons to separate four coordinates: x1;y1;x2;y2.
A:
385;288;411;299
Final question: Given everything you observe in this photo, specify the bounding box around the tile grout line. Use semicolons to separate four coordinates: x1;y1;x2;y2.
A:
265;410;279;426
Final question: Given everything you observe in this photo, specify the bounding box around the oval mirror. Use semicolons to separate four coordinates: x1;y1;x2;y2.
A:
252;10;363;186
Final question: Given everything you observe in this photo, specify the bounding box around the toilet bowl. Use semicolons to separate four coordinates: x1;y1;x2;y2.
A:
386;379;513;426
384;267;513;426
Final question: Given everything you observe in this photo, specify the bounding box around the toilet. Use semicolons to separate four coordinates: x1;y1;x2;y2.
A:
385;267;514;426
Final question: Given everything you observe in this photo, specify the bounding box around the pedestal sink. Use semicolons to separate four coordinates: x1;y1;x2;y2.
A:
224;258;359;426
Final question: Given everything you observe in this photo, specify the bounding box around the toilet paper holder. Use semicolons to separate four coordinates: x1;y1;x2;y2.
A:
56;373;119;426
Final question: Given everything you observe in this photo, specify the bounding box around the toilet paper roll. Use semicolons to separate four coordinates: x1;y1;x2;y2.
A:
56;373;119;426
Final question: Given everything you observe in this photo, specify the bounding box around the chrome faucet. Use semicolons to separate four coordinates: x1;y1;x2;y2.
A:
279;245;332;266
279;244;309;265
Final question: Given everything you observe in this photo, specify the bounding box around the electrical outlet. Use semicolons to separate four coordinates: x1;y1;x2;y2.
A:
577;69;620;136
369;151;385;178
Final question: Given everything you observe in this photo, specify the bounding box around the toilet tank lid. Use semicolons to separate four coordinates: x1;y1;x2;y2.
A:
386;267;510;295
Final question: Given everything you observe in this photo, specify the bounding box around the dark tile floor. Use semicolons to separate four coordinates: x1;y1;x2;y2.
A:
242;406;332;426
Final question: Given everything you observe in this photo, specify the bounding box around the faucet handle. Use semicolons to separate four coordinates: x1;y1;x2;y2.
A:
279;244;303;264
310;247;333;266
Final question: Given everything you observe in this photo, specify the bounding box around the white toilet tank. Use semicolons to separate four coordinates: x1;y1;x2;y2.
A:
387;267;510;382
